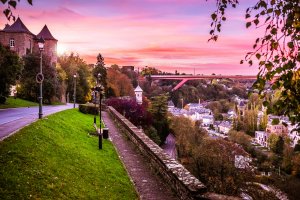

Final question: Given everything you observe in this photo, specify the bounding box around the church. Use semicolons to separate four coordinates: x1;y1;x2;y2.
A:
0;17;58;64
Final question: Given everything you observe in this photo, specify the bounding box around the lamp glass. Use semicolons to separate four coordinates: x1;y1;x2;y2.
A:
38;38;45;50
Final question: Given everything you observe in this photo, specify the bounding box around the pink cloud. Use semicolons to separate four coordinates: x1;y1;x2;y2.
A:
0;0;263;75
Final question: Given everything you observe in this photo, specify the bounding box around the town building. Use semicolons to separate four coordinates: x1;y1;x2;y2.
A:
266;123;288;135
0;17;57;64
255;131;269;147
134;85;143;104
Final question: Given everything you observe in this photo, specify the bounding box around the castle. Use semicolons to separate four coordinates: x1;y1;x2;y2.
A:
0;17;57;64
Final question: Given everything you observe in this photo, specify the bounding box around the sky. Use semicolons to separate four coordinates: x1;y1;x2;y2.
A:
0;0;261;75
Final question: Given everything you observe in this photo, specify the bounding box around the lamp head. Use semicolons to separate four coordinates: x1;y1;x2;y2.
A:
37;37;45;51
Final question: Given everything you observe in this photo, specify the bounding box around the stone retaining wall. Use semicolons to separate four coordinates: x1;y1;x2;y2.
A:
108;106;212;199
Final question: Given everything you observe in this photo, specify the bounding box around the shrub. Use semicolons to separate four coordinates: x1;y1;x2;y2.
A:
79;103;98;115
271;118;280;125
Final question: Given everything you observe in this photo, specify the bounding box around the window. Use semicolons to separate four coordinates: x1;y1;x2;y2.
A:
9;39;15;48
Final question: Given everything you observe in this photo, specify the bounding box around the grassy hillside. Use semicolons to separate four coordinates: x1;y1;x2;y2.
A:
0;97;38;109
0;109;137;200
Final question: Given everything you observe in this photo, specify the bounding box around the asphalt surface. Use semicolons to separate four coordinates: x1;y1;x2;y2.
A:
0;104;74;141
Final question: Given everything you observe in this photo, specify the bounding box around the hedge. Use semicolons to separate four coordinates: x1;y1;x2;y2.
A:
79;103;99;115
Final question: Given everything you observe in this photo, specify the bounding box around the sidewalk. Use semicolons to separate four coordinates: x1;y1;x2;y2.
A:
102;111;179;200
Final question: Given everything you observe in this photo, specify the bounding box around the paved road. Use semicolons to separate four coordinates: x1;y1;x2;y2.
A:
0;104;74;141
162;133;177;159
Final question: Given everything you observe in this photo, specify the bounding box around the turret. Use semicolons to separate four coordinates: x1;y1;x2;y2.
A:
134;85;143;105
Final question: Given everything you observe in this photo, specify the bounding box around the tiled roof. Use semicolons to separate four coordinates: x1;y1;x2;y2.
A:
36;25;57;41
2;17;34;35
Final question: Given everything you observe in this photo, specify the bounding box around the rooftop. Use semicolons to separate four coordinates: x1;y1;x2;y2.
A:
2;17;34;35
36;25;57;41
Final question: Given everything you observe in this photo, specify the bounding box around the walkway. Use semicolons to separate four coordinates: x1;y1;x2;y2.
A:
102;111;179;200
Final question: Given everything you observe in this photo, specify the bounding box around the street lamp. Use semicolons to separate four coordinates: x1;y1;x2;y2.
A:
95;73;104;149
73;74;77;108
37;37;45;119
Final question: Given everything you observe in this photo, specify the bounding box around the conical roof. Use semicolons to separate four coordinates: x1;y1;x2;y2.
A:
36;25;57;41
2;24;10;31
134;85;143;92
2;17;34;35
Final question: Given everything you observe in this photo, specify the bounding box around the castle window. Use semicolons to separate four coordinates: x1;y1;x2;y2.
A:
9;39;15;48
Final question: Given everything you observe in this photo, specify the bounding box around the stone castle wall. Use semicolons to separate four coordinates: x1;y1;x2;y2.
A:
108;106;208;199
0;32;34;57
0;32;57;63
107;106;239;200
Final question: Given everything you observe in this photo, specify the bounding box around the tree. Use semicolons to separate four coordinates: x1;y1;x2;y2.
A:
268;134;284;154
148;94;170;144
209;0;300;131
292;153;300;177
141;66;161;76
282;138;293;173
228;130;252;148
58;53;92;103
92;53;107;90
243;106;258;136
106;66;134;97
0;43;23;103
18;53;57;104
259;109;268;130
271;118;280;125
1;0;32;21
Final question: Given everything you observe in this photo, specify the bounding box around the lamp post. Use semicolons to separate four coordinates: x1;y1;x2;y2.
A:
37;37;45;119
73;74;77;108
96;73;104;149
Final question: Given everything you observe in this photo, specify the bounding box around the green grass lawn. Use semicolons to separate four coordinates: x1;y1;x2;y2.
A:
0;109;137;200
0;97;38;109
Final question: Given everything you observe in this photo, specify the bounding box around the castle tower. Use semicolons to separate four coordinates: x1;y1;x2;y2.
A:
134;85;143;105
36;25;57;65
0;17;35;56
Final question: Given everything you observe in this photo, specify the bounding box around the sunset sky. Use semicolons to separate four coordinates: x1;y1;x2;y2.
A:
0;0;261;75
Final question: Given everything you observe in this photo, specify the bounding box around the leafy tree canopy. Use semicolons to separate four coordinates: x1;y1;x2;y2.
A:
210;0;300;130
0;43;23;103
1;0;32;21
18;53;57;104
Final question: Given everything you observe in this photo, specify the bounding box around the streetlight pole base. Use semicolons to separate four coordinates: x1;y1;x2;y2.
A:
38;113;43;119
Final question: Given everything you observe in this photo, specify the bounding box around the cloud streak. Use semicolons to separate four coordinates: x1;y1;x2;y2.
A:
0;0;260;74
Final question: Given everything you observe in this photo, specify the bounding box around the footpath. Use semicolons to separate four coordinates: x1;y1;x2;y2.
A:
102;111;179;200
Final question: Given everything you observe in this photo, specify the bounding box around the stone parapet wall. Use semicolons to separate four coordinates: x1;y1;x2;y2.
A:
108;106;208;199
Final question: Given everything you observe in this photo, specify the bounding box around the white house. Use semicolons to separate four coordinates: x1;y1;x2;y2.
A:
134;85;143;104
289;130;300;147
202;115;214;126
217;121;232;134
255;131;269;147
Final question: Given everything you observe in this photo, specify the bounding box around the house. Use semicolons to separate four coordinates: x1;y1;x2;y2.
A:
287;123;300;147
167;100;175;109
202;115;214;126
185;103;203;110
183;111;202;121
0;17;58;64
216;121;232;134
227;109;236;119
289;130;300;147
266;124;288;135
255;131;269;147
